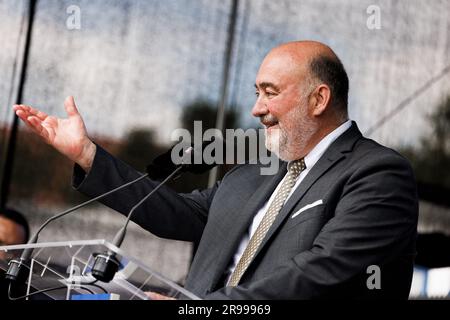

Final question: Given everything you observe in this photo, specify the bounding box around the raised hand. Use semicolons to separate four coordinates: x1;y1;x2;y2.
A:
13;96;96;172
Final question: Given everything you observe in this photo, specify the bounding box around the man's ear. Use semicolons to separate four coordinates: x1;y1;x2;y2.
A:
310;84;331;116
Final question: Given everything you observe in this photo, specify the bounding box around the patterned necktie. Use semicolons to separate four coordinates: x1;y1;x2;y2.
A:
227;158;306;287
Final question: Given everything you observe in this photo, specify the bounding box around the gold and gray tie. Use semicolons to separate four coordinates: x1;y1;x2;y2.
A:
227;158;306;287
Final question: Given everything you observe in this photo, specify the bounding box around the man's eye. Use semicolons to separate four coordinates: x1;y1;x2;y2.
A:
266;91;276;96
255;91;260;97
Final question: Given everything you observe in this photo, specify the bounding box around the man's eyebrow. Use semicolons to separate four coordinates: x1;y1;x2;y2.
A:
254;82;280;92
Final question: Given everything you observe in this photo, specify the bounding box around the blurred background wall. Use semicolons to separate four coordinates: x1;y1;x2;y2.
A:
0;0;449;297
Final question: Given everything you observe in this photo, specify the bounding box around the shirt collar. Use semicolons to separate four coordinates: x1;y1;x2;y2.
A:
289;119;352;171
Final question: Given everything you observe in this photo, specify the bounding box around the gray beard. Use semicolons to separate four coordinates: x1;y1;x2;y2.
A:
266;112;317;161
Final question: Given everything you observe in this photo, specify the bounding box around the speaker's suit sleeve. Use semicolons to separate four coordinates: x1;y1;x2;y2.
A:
205;152;418;299
72;145;217;243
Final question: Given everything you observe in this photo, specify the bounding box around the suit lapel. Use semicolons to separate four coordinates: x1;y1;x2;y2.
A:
248;122;363;271
208;161;288;290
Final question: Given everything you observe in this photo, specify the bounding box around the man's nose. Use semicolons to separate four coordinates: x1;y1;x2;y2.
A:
251;98;268;118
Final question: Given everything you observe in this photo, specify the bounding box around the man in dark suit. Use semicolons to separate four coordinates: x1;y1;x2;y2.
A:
13;41;418;299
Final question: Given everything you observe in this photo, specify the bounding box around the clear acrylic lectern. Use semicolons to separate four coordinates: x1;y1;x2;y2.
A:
0;239;200;300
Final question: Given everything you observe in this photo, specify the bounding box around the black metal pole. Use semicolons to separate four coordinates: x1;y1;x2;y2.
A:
207;0;239;188
0;0;37;208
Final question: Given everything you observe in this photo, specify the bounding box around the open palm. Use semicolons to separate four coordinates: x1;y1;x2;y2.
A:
13;96;94;167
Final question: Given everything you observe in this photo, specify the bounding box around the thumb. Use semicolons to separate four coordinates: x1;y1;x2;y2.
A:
64;96;80;117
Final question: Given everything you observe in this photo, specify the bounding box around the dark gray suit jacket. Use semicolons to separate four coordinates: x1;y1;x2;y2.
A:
73;122;418;299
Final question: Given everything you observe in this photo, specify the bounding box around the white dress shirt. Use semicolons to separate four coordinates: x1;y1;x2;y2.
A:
224;120;352;283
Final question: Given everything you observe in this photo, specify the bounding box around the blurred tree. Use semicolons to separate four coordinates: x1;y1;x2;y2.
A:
117;128;166;172
171;99;241;192
401;96;450;267
181;99;239;134
8;129;125;206
401;95;450;204
429;95;450;156
9;129;87;205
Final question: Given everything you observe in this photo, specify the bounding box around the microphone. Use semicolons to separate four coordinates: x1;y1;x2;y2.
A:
5;171;150;283
90;140;222;282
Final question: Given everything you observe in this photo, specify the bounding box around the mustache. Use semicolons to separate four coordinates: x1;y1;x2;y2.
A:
260;114;279;126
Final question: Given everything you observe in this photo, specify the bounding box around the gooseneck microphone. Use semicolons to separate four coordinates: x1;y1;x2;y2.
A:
89;164;185;282
5;171;150;283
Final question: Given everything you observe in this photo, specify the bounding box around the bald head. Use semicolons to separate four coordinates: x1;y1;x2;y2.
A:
260;40;349;116
268;41;339;63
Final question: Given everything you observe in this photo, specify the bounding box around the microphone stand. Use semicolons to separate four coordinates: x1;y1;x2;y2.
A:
90;165;184;282
5;172;149;282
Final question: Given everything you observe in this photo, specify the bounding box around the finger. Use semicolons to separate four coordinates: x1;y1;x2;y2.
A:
27;105;48;121
15;108;36;125
145;292;175;300
27;116;50;140
14;104;48;121
64;96;80;117
15;110;35;128
13;104;29;114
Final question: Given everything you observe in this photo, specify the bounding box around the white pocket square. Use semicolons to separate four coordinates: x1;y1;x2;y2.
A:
291;200;323;219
